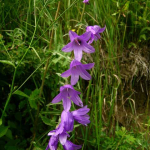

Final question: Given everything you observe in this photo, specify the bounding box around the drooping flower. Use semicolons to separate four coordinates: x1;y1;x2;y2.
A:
63;140;82;150
62;31;95;61
83;0;89;4
72;106;90;125
86;25;105;44
51;85;83;111
61;59;94;85
60;110;74;132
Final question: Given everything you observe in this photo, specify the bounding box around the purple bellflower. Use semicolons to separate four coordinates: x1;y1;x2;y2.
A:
83;0;89;4
62;31;95;61
86;25;105;44
63;140;82;150
51;85;83;111
61;59;94;85
46;131;70;150
46;111;73;150
46;107;90;150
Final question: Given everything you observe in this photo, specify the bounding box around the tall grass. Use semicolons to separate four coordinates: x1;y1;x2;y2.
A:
0;0;150;149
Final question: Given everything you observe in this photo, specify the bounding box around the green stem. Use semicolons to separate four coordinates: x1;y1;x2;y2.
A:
1;67;17;120
77;3;85;34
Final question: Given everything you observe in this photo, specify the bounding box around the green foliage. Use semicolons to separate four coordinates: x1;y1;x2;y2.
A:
101;127;150;150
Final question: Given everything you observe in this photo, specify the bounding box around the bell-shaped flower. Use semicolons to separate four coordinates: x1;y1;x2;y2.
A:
60;110;74;132
47;125;70;150
72;106;90;125
86;25;105;44
62;31;95;61
63;140;82;150
51;85;83;111
83;0;89;4
61;59;94;85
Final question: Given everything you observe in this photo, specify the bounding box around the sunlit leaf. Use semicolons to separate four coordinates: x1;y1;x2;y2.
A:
0;125;9;138
0;60;15;68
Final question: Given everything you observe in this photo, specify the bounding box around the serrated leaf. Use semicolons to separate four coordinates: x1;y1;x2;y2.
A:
14;90;29;98
0;60;15;68
0;125;9;137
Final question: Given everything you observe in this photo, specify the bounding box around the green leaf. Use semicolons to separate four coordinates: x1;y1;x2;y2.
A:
0;118;2;125
140;27;150;34
0;125;9;138
0;60;15;68
6;129;13;139
19;100;27;109
40;115;55;126
14;90;29;98
30;47;41;61
28;89;40;109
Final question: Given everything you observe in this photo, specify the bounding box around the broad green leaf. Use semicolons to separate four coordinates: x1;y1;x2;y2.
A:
0;60;15;68
40;115;55;126
14;90;29;98
0;125;9;138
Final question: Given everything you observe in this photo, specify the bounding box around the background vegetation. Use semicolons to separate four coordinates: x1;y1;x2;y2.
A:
0;0;150;149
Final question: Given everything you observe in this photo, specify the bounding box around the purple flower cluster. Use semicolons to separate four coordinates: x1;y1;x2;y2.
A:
46;21;105;149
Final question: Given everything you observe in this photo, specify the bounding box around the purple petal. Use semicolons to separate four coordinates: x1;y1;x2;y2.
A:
55;123;64;136
74;49;83;61
82;63;94;70
70;59;81;68
98;26;106;33
45;145;49;150
48;130;56;136
71;93;83;107
63;140;82;150
73;114;90;125
78;66;91;80
80;31;91;42
59;133;68;145
61;111;74;132
62;97;71;111
71;68;79;85
88;36;94;44
61;69;71;78
49;136;58;150
94;33;101;41
51;93;62;103
69;31;78;41
72;106;90;116
82;42;95;53
60;84;74;92
62;42;73;52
